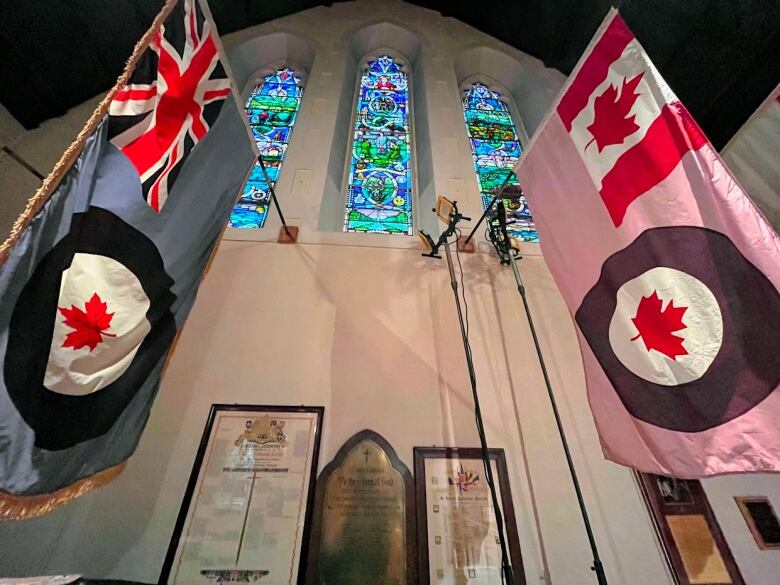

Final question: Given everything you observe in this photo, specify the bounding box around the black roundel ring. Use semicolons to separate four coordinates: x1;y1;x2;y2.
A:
575;226;780;432
4;206;176;450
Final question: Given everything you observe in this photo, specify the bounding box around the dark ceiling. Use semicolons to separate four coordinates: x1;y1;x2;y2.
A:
1;0;778;149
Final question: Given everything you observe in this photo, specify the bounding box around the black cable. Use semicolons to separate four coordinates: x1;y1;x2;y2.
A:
452;228;510;585
423;205;515;584
454;229;469;338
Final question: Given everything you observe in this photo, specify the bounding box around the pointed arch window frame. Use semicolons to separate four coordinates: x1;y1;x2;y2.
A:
229;62;308;230
458;75;538;243
342;50;418;236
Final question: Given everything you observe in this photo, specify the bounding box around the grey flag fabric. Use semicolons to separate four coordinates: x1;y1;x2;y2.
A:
0;92;254;503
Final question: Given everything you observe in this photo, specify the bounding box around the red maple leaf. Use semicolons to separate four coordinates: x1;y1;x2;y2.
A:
59;293;116;351
586;73;644;152
630;290;688;360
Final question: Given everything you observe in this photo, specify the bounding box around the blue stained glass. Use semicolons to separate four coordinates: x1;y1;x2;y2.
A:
462;82;538;243
344;55;413;235
230;67;303;229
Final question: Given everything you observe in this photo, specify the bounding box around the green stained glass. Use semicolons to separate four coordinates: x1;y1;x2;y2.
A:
462;82;538;243
230;67;304;229
344;55;413;235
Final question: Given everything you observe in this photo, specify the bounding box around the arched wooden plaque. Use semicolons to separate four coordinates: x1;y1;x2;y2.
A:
304;429;417;585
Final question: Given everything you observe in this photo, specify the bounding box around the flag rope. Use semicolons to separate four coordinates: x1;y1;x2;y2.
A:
0;0;180;266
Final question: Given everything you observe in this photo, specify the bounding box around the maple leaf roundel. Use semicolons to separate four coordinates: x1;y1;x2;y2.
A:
4;207;176;450
608;266;724;387
42;251;154;397
575;226;780;432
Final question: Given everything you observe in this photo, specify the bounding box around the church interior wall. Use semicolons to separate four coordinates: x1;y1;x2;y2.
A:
702;475;780;584
1;1;779;584
721;83;780;231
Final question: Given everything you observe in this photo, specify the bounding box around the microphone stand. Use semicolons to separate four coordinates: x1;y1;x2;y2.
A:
483;198;609;585
420;201;516;585
463;170;514;247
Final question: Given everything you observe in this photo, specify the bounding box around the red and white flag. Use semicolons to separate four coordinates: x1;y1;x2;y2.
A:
107;0;232;211
517;10;780;477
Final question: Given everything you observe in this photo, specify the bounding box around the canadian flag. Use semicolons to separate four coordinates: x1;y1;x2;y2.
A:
558;15;708;227
517;11;780;477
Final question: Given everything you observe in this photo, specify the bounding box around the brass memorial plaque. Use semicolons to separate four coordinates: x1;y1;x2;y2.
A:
317;438;407;585
667;514;732;584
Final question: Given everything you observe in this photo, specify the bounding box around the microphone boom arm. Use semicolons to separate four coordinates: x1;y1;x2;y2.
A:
419;200;471;259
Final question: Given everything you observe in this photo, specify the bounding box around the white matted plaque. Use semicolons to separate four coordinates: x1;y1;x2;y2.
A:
161;405;324;585
414;447;525;585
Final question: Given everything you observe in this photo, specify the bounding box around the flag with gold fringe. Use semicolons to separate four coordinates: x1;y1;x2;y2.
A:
0;0;256;519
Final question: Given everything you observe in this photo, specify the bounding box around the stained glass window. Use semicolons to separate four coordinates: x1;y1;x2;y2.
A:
230;67;304;229
462;82;538;242
344;55;413;235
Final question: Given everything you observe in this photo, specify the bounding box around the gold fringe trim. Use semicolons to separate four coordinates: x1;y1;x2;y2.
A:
0;461;127;521
0;0;181;267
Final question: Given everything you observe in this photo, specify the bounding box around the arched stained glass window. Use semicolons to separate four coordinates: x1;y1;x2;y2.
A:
230;67;304;229
344;55;413;235
462;82;538;242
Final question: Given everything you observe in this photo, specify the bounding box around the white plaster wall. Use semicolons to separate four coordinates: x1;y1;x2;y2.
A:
702;476;780;585
0;1;778;584
0;103;25;150
721;84;780;233
0;96;103;241
0;242;671;585
0;153;40;239
0;103;38;239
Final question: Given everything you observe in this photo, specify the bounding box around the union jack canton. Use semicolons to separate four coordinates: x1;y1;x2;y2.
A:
108;0;232;211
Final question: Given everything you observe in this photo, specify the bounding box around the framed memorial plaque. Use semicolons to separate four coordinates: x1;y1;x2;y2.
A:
637;473;744;585
735;496;780;550
414;448;525;585
305;429;417;585
160;405;324;585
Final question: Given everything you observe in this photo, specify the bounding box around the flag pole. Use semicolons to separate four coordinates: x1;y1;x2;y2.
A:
256;152;294;241
486;196;609;585
463;169;514;247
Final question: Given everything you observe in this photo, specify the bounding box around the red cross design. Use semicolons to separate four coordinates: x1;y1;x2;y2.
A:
109;0;231;211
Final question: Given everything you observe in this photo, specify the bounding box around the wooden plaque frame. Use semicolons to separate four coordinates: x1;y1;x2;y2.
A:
636;472;744;585
304;429;418;585
735;496;780;550
159;404;324;585
414;447;526;585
